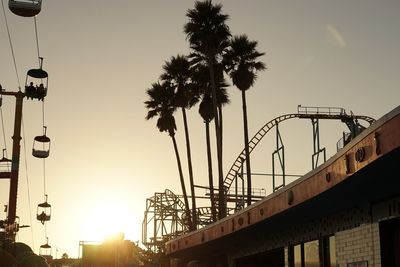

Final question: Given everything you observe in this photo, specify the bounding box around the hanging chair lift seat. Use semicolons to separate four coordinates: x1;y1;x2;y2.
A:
32;135;50;158
0;156;12;179
37;201;51;224
9;0;42;17
39;240;52;259
25;59;49;101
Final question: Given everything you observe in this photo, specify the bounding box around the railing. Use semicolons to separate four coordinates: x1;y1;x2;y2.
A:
297;105;346;116
225;187;267;198
336;132;351;151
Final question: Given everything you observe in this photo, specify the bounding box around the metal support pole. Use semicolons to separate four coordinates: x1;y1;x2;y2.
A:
235;167;238;210
235;159;245;210
272;123;285;192
1;90;24;241
311;118;326;169
241;170;245;208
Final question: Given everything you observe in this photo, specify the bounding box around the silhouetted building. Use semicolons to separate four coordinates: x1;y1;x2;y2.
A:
80;234;142;267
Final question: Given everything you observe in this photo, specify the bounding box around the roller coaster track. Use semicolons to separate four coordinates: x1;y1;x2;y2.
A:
223;112;376;192
195;206;235;225
164;190;235;226
164;189;187;212
143;109;375;252
163;189;189;228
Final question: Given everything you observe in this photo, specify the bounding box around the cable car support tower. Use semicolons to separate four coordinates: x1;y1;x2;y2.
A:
0;76;49;242
0;89;24;241
0;0;52;249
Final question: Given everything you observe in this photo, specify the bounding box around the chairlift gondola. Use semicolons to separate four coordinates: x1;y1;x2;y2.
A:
32;126;50;158
0;149;12;179
24;57;48;101
8;0;42;17
36;194;51;224
39;237;52;261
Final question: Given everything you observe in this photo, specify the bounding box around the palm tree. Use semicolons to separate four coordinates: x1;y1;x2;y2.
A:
144;81;193;231
184;0;231;219
190;54;228;173
192;62;230;222
198;94;216;221
160;55;200;229
223;34;266;206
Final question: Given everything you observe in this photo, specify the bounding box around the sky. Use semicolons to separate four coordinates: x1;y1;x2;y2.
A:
0;0;399;259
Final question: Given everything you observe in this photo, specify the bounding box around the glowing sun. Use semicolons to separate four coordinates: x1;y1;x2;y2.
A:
80;197;134;242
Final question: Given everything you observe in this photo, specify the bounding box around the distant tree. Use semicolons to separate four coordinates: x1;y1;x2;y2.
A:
184;0;231;219
144;81;193;230
161;55;200;229
61;253;69;259
223;34;266;205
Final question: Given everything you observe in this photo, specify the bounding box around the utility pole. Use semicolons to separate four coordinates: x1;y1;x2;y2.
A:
1;89;25;241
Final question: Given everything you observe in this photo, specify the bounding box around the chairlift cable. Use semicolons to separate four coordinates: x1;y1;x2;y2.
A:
41;100;47;195
21;114;36;249
42;155;46;195
42;98;45;126
1;0;22;89
33;16;41;64
0;107;9;158
44;221;48;239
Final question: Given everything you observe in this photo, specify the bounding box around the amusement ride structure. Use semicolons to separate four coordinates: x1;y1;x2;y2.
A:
0;0;54;264
142;105;375;253
0;2;383;264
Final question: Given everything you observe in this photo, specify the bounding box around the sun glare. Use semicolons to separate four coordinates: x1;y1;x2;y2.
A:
80;198;135;242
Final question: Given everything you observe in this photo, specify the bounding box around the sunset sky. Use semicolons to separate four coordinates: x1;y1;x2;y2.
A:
0;0;399;258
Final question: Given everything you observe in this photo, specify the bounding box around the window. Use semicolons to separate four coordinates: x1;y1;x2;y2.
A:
329;236;337;267
289;236;337;267
304;240;319;266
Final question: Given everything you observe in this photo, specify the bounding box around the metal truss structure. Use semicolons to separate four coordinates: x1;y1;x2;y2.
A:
142;106;376;253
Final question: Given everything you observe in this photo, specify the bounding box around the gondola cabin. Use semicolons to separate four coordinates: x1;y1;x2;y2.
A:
39;238;52;261
8;0;42;17
37;195;51;224
24;58;48;101
32;126;50;158
0;149;11;179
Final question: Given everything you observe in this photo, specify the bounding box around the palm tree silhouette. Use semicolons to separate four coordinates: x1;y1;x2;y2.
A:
192;62;229;222
223;34;266;205
144;81;193;230
160;55;200;229
184;0;231;219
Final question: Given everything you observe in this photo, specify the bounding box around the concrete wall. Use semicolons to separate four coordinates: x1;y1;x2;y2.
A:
335;223;381;267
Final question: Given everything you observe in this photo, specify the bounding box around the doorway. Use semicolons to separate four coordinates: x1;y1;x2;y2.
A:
380;216;400;267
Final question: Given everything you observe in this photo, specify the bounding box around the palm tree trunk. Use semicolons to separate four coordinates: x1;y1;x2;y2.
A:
181;107;197;229
241;90;252;206
218;105;223;176
207;57;226;219
205;121;217;221
171;134;193;231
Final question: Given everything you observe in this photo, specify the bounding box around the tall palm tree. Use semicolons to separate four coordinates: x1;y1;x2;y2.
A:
192;62;228;222
160;55;200;229
144;81;193;231
198;94;216;221
223;34;266;206
184;0;231;219
190;54;228;173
